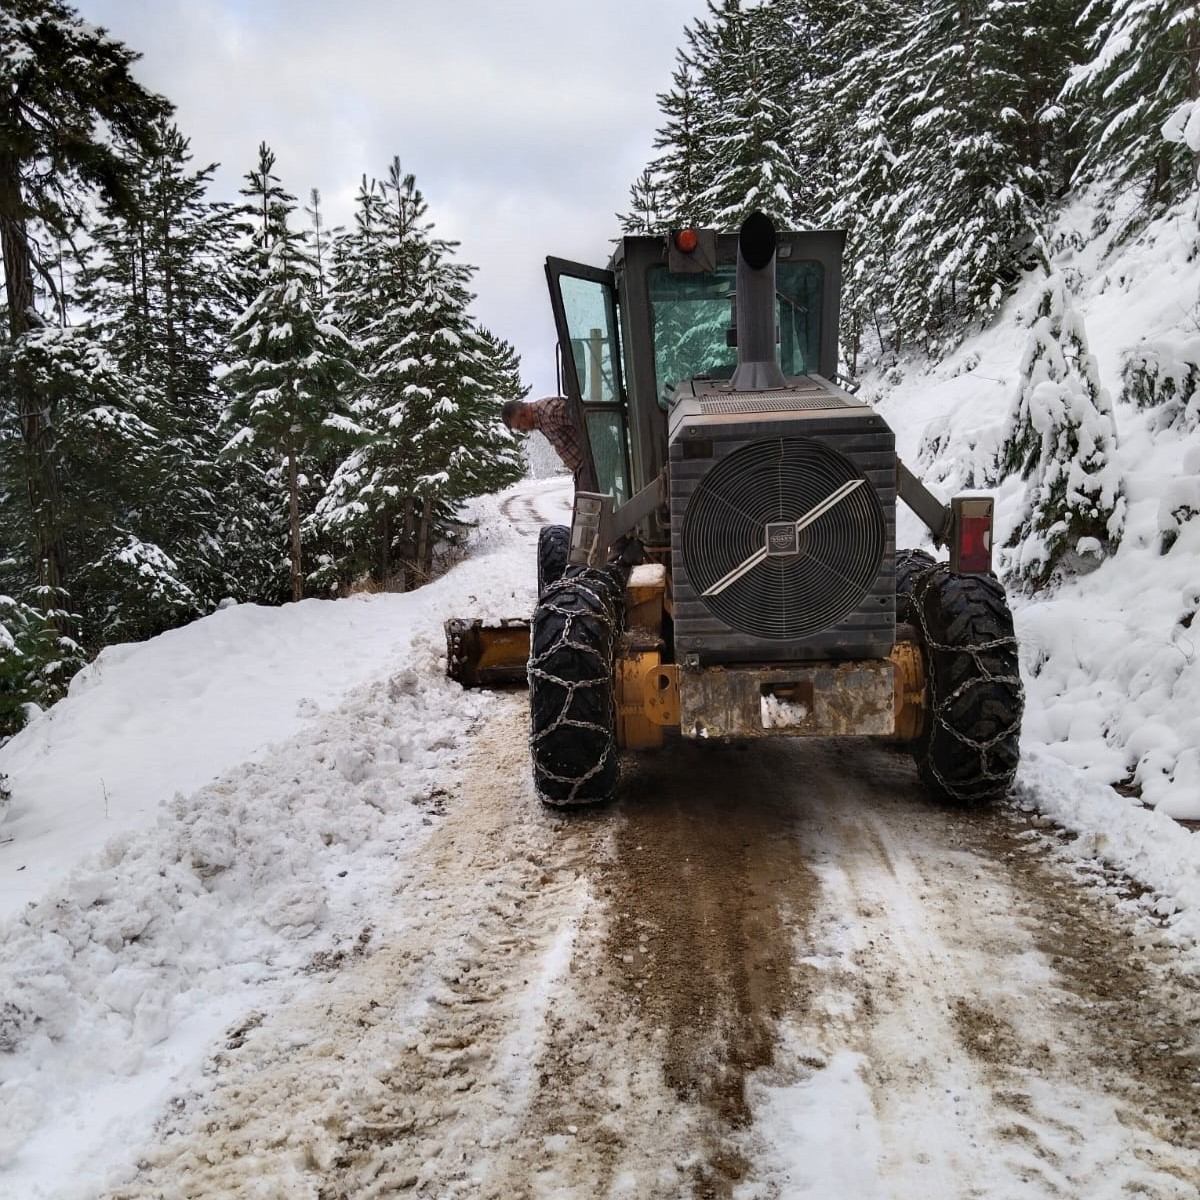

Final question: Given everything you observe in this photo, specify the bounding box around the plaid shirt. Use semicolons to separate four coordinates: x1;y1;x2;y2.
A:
527;395;585;476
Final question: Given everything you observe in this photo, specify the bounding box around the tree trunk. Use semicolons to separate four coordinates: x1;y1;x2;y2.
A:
164;215;177;409
287;439;302;602
871;305;885;358
401;495;415;592
0;149;68;600
380;509;391;589
418;496;434;581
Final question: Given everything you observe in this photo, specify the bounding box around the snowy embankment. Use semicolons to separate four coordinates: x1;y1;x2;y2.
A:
873;194;1200;931
0;476;570;1196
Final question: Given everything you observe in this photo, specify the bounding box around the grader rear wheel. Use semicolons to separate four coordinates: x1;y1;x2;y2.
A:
528;567;625;807
910;564;1023;804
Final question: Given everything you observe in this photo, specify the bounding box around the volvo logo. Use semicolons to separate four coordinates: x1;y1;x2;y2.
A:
765;522;800;556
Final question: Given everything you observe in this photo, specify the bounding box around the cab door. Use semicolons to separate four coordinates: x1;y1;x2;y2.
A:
545;257;632;504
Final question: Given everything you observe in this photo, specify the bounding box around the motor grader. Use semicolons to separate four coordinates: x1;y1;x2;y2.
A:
446;212;1023;807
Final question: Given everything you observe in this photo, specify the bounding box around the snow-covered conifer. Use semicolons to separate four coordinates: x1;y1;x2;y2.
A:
618;169;666;235
0;0;170;604
872;0;1081;350
798;0;908;361
1121;336;1200;432
999;273;1125;589
1067;1;1200;216
690;0;804;228
77;122;255;615
314;162;437;588
223;151;358;602
643;52;719;227
305;188;331;302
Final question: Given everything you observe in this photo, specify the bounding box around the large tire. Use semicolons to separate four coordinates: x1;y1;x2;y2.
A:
910;565;1023;804
895;547;937;623
537;524;571;597
528;566;625;807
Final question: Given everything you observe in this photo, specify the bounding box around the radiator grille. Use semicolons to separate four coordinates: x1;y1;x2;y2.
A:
679;437;885;640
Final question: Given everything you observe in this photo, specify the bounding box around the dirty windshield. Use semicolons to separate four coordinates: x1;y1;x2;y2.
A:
648;260;823;402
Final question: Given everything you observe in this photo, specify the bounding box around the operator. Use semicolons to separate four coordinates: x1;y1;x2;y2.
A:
501;397;584;484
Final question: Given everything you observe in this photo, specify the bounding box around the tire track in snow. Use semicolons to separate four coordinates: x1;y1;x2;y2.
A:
499;483;571;540
104;702;1200;1200
108;702;698;1200
597;743;822;1199
729;739;1200;1199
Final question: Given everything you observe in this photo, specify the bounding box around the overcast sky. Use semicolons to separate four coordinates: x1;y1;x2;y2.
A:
74;0;706;396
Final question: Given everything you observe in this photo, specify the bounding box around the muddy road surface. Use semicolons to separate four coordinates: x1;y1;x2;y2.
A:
111;702;1200;1200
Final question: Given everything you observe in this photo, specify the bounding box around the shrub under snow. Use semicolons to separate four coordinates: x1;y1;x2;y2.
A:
1120;334;1200;432
997;273;1125;590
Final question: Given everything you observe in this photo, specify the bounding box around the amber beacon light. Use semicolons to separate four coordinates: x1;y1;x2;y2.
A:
673;228;699;254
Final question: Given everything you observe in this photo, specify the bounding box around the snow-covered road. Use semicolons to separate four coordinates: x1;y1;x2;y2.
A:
104;709;1200;1200
2;474;1199;1199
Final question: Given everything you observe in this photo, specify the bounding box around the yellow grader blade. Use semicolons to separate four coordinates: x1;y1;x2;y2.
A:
445;618;530;688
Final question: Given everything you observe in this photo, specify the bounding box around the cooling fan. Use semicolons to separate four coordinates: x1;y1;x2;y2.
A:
680;437;885;640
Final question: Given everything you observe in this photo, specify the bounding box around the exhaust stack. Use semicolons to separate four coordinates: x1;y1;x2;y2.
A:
731;211;786;392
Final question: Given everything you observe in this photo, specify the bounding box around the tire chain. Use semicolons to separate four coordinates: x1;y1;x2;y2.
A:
528;565;627;806
912;565;1024;802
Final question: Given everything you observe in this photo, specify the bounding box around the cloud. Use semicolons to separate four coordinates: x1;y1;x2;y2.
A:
75;0;704;394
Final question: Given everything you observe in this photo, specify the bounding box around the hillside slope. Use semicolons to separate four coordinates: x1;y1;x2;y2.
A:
871;194;1200;819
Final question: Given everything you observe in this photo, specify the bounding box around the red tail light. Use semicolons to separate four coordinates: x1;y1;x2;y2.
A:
950;497;994;574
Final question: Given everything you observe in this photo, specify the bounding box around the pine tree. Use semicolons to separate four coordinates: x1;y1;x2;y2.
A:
696;9;804;229
797;0;908;361
315;161;437;589
305;188;331;301
76;121;247;620
1067;1;1200;216
0;592;77;735
223;146;358;602
382;262;524;580
0;0;170;604
998;273;1125;590
0;320;186;648
870;0;1082;351
618;168;666;234
316;161;524;589
652;0;804;229
643;59;715;228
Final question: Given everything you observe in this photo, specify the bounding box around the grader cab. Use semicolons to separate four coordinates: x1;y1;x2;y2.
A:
448;212;1023;808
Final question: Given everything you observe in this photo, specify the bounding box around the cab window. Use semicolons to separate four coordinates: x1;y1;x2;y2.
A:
648;260;824;401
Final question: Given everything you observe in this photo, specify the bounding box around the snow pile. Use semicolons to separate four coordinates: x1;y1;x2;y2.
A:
0;596;419;919
878;194;1200;819
1017;748;1200;948
0;650;482;1176
760;692;810;729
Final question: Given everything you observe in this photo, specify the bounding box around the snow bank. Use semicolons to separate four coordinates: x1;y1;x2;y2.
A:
0;596;416;920
1017;748;1200;948
0;648;482;1187
0;476;568;920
